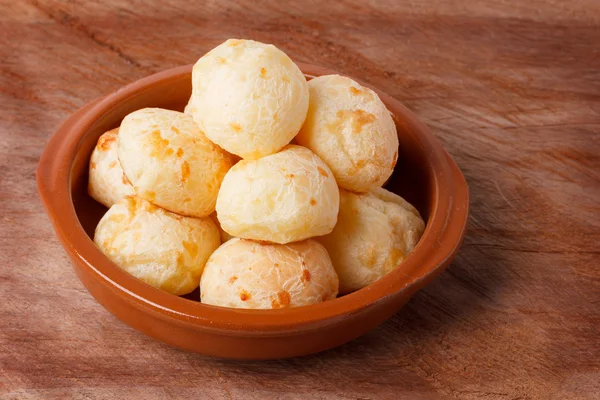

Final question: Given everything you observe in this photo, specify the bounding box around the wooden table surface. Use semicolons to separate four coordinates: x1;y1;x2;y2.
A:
1;1;599;399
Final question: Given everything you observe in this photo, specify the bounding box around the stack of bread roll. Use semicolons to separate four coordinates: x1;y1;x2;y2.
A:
90;39;425;309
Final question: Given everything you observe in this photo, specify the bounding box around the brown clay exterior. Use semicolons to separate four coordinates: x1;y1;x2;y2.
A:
36;64;469;360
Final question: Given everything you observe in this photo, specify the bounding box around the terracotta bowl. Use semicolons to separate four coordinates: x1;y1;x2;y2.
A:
37;64;469;360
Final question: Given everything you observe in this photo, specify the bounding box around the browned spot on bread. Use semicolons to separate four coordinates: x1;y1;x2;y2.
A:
361;246;378;267
183;240;199;258
90;161;97;169
228;276;238;284
125;195;139;209
149;130;170;157
108;160;117;168
165;148;174;156
145;191;156;201
310;198;317;206
278;291;290;306
349;110;376;133
390;247;406;263
228;39;242;46
240;290;251;301
183;197;191;202
271;290;291;309
282;75;290;83
143;201;159;212
351;86;375;100
274;263;280;267
171;126;180;134
176;253;185;265
216;56;226;65
176;148;184;158
230;123;242;133
121;173;130;185
181;161;190;184
97;134;116;151
260;67;267;77
301;269;311;283
327;109;377;135
356;159;367;168
317;166;329;177
174;214;183;221
109;214;125;223
392;151;398;169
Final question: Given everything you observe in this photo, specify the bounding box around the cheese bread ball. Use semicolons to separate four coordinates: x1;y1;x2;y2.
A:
94;196;221;295
317;188;425;294
216;145;339;244
200;238;338;309
118;108;233;217
88;128;135;208
296;75;399;192
190;39;309;159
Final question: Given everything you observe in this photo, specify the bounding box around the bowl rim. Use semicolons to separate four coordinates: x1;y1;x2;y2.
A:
37;63;469;335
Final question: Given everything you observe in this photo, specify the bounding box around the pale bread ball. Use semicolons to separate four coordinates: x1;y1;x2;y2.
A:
216;145;339;244
118;108;233;218
190;39;309;159
317;187;425;294
200;238;338;309
88;128;135;208
296;75;399;192
94;196;221;295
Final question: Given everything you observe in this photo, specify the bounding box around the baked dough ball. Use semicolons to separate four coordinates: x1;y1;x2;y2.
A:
88;128;135;207
296;75;399;192
200;238;338;309
317;187;425;294
94;196;221;295
118;108;233;217
216;145;339;244
189;39;309;159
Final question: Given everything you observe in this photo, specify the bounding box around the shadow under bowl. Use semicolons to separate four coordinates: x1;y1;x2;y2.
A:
37;63;469;360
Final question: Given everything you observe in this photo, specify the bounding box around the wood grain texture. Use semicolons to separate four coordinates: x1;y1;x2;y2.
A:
1;0;599;398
